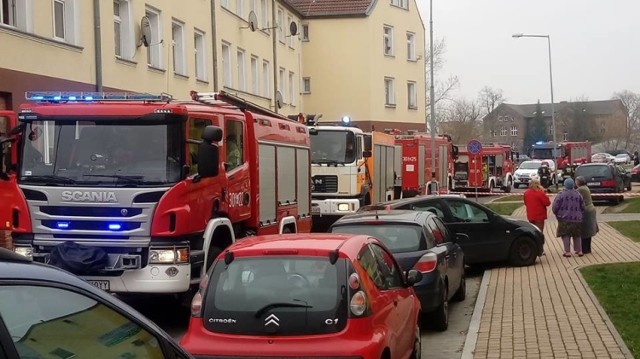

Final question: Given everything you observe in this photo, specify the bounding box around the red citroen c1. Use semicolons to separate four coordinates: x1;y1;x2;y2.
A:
180;233;423;359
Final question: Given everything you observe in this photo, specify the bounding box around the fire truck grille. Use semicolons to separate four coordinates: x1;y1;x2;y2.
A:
40;206;143;217
312;175;338;193
42;220;141;231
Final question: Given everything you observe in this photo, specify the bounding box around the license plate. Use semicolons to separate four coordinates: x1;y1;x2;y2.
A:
87;280;110;291
587;182;600;186
312;207;320;214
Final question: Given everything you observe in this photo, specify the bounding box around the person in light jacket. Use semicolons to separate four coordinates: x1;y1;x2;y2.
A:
552;178;585;257
575;176;599;254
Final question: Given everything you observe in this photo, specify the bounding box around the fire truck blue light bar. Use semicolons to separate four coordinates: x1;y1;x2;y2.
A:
25;91;170;102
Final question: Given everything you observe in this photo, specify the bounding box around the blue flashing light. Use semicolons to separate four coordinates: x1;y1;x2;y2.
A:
341;116;351;124
56;222;70;229
68;96;77;101
535;141;544;145
84;96;94;101
108;223;122;231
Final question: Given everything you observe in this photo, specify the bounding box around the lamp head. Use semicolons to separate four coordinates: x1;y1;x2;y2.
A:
512;33;523;38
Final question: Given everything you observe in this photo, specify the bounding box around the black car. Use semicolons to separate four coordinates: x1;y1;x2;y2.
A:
0;248;193;359
631;164;640;182
329;210;465;331
574;163;631;204
358;195;544;267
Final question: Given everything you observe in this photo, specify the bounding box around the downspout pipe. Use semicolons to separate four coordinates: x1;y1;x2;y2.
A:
272;0;278;113
93;0;103;92
211;0;219;91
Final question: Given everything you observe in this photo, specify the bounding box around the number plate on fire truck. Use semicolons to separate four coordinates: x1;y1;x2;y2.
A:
87;280;110;291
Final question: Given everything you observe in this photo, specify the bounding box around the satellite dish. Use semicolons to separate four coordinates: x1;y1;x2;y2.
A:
289;21;298;36
247;11;258;32
275;91;284;109
139;16;152;47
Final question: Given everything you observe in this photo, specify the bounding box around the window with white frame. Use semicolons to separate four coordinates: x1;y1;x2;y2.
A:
301;23;309;41
145;7;162;69
286;15;293;47
237;49;246;91
390;0;408;9
222;42;232;88
53;0;77;44
1;0;29;31
260;0;268;28
510;126;518;136
407;81;417;109
262;60;270;97
249;0;257;16
383;26;394;56
500;127;507;137
279;67;286;102
172;20;186;75
194;30;207;81
277;7;284;43
114;0;133;59
384;77;395;106
563;132;568;141
288;71;295;106
251;55;259;94
548;125;552;135
406;32;416;60
220;0;229;9
302;77;311;93
236;0;244;18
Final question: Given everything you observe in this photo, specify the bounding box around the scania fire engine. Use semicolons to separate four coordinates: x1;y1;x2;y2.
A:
453;143;516;192
306;117;398;230
0;90;311;294
530;140;591;169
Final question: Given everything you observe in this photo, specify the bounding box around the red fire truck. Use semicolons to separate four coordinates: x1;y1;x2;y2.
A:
530;141;591;169
394;132;458;197
0;90;311;294
453;143;516;192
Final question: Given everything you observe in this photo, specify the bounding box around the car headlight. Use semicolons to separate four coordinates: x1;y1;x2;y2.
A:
149;248;189;264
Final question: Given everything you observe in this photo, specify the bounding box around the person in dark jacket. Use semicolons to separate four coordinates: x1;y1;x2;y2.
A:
552;178;585;257
523;177;551;254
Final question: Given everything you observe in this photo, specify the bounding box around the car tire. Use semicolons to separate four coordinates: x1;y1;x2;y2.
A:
410;322;422;359
513;183;520;189
451;270;466;302
431;286;449;331
509;236;537;267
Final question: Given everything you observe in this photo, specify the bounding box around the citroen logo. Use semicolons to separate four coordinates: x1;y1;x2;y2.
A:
121;209;128;216
264;314;280;327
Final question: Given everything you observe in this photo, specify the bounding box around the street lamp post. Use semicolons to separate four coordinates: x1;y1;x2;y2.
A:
428;0;437;194
512;33;558;188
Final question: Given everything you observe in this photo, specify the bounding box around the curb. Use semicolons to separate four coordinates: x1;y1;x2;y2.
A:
460;269;491;359
574;264;635;359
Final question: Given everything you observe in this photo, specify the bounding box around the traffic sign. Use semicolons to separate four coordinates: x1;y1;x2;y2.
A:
467;139;483;155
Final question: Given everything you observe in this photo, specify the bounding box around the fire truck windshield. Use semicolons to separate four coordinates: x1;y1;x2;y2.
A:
531;148;554;160
310;130;356;164
19;120;183;186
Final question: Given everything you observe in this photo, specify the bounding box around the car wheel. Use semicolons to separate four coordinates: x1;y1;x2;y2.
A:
509;236;537;267
513;183;520;189
451;270;466;302
431;286;449;331
410;322;422;359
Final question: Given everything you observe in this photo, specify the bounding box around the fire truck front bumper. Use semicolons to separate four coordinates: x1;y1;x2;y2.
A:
79;264;191;293
311;198;361;216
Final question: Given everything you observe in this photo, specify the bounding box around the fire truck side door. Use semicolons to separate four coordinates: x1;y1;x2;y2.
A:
224;118;251;220
0;111;19;232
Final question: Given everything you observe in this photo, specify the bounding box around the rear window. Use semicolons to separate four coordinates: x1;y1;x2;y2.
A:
331;223;424;253
575;165;613;179
204;256;348;335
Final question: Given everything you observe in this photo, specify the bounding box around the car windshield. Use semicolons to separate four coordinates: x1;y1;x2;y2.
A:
310;129;356;164
19;119;183;187
575;165;613;180
331;223;424;252
518;161;541;170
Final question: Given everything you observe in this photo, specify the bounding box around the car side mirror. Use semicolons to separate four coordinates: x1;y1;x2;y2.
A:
405;269;423;286
454;233;469;242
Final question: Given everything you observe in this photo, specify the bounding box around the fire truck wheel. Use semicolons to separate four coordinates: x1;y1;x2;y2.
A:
509;236;537;267
503;180;512;193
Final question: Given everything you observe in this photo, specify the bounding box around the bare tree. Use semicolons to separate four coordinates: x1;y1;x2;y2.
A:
425;38;460;132
612;90;640;149
439;98;483;143
478;86;506;117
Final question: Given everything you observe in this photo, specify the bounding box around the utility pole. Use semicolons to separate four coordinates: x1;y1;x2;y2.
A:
428;0;437;194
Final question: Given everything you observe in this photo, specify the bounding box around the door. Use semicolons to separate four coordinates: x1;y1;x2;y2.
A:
433;217;463;292
224;118;251;220
0;111;18;234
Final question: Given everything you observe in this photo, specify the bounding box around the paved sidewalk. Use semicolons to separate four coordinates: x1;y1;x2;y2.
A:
464;205;639;359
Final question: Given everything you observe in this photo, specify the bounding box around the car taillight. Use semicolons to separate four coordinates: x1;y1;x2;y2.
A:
413;252;438;273
350;291;367;316
191;273;210;317
600;179;617;187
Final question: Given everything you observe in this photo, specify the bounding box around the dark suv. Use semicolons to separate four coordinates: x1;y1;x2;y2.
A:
574;163;631;204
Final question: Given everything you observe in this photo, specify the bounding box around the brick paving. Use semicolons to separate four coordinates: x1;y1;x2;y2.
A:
468;205;638;359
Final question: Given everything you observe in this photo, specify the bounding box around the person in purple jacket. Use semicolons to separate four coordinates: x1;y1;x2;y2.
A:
552;178;585;257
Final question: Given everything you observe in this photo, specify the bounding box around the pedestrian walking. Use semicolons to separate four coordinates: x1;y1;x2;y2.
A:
523;177;551;254
575;176;599;254
552;178;585;257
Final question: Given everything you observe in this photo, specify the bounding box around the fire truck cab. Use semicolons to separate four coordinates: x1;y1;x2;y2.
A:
530;140;591;169
453;143;516;192
0;90;311;294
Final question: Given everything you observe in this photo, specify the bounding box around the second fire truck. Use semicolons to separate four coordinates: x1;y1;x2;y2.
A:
530;140;591;169
452;143;516;192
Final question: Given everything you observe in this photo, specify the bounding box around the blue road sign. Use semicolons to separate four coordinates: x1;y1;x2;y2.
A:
467;139;483;155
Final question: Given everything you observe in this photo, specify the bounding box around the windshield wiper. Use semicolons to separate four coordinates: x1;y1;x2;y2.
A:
82;174;144;184
21;175;77;185
254;301;313;318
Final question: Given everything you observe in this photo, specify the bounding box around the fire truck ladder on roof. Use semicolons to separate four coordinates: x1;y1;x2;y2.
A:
190;90;293;122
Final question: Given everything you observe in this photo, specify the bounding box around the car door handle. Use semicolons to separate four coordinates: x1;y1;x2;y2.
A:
393;300;398;307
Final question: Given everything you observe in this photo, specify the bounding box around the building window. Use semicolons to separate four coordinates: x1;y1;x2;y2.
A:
251;55;259;94
53;0;65;39
286;15;293;47
301;23;309;41
406;32;416;60
260;0;268;28
221;42;232;88
491;130;497;138
277;7;284;43
249;0;257;16
500;127;507;137
383;26;394;56
262;60;270;97
237;49;246;91
384;77;395;106
194;30;207;81
1;0;29;31
563;132;568;141
114;0;133;59
407;81;417;109
391;0;408;9
53;0;76;43
279;67;286;103
1;0;17;26
548;125;552;135
145;7;162;69
172;20;186;75
302;77;311;93
236;0;244;18
288;71;295;106
510;126;518;136
220;0;229;9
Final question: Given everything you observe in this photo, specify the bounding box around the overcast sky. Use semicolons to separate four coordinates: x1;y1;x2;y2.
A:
416;0;640;104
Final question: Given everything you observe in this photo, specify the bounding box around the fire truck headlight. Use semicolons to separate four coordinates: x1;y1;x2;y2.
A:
14;246;33;259
337;203;350;212
149;248;189;264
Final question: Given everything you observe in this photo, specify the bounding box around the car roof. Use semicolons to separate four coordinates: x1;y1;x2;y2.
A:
224;233;372;258
360;194;466;210
334;209;433;225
